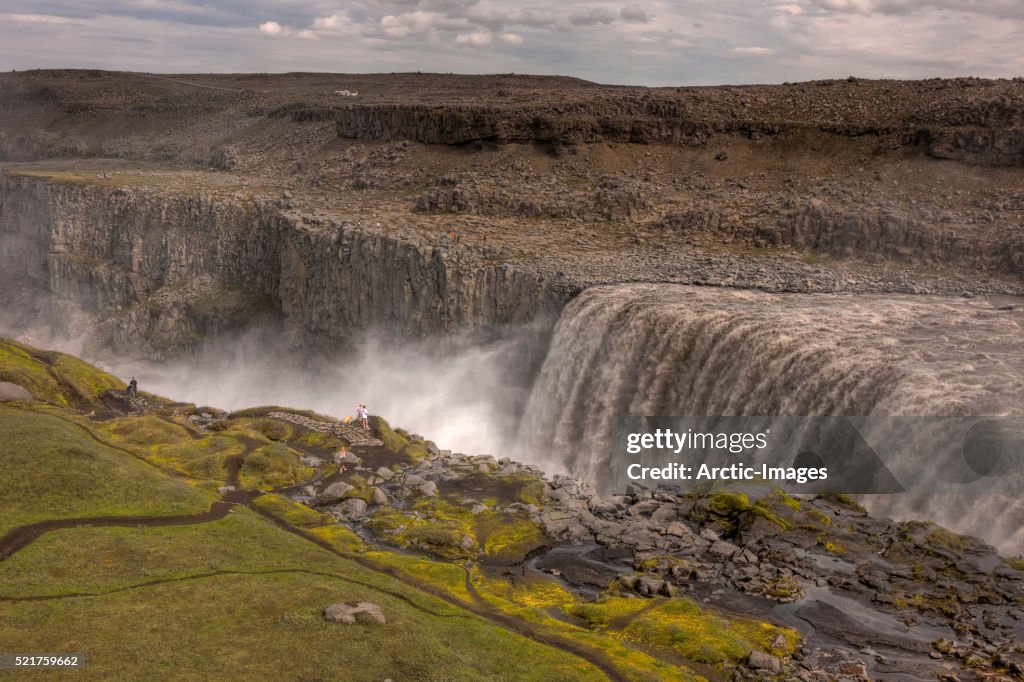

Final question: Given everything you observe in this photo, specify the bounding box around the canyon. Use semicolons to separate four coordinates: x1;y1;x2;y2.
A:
1;69;1024;681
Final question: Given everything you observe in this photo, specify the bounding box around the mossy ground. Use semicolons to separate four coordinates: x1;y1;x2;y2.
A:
366;495;547;563
0;406;212;536
565;596;799;666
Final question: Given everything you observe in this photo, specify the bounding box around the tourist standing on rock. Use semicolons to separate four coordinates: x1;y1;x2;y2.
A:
360;404;369;430
128;377;138;398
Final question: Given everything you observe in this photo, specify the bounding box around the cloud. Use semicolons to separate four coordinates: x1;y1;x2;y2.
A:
455;30;493;46
1;12;79;24
804;0;1024;19
1;0;1024;86
258;20;283;35
620;5;649;23
568;8;617;27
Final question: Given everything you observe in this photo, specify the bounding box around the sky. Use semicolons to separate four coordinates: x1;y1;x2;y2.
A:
0;1;1022;85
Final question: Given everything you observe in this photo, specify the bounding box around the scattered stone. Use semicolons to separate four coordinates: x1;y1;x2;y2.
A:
324;601;386;625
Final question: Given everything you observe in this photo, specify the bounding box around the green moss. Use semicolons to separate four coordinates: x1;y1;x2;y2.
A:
748;501;794;530
805;510;831;526
925;527;965;556
0;339;66;404
1005;557;1024;571
823;539;846;554
0;406;212;536
475;513;547;564
481;575;575;609
764;576;802;601
231;418;292;442
239;442;312;491
295;430;346;451
816;491;867;513
707;491;751;516
372;416;409;453
401;440;430;462
566;596;801;666
776;494;801;511
518;479;547;506
365;510;413;534
307;524;364;553
50;353;124;404
252;494;326;528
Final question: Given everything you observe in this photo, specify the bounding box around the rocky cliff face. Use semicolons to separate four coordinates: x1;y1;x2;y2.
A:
0;173;567;357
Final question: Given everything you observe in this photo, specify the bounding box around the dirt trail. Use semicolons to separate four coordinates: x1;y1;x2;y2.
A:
0;567;474;622
0;493;252;561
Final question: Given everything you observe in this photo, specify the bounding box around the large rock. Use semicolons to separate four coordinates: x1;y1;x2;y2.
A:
324;601;387;625
321;481;354;501
0;381;31;402
747;650;781;673
340;498;368;517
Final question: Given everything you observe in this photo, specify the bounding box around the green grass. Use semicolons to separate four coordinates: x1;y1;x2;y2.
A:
0;406;212;536
238;442;313;491
252;494;326;528
0;568;599;682
0;339;65;403
566;597;800;666
0;338;124;407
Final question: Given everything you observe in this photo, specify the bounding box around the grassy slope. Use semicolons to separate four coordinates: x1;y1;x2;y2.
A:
0;510;597;681
0;406;213;536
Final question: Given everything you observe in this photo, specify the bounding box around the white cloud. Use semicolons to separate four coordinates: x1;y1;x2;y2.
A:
805;0;1024;19
1;13;79;24
500;32;524;45
731;46;774;55
455;30;493;46
312;12;358;33
258;20;283;35
381;15;411;36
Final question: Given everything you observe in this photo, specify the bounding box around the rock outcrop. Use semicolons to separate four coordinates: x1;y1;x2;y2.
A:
0;173;566;357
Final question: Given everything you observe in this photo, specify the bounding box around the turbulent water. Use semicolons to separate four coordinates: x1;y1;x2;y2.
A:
517;284;1024;553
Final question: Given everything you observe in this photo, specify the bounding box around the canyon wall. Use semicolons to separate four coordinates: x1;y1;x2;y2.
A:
0;173;567;356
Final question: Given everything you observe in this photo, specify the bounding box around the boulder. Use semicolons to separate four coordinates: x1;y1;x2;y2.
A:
322;481;354;501
0;382;31;402
418;481;438;497
747;650;781;673
371;487;389;506
340;498;368;517
324;601;387;625
375;466;395;481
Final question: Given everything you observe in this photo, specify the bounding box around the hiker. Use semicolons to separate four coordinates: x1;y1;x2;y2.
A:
360;404;369;430
127;377;138;398
335;448;349;474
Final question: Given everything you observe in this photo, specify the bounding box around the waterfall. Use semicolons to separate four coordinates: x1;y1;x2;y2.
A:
518;284;1024;552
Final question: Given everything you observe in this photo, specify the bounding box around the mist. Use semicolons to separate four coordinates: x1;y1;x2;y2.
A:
93;326;542;460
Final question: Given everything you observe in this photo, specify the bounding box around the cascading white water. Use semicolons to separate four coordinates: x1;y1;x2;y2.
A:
518;284;1024;553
